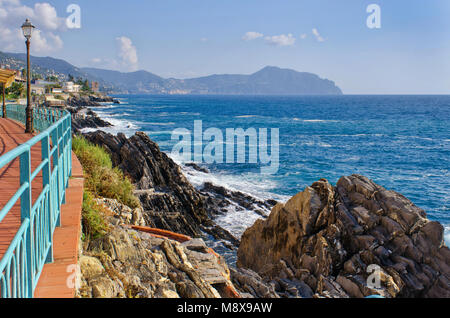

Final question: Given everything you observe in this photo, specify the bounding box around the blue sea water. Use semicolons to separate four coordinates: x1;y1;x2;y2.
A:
88;95;450;245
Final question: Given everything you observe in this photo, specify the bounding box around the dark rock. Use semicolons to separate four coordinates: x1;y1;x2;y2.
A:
185;163;209;173
67;95;101;107
84;130;209;237
83;130;243;250
237;174;450;298
200;182;277;219
70;106;112;133
230;267;279;298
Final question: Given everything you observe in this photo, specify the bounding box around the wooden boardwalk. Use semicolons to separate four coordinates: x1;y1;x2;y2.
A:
0;118;83;298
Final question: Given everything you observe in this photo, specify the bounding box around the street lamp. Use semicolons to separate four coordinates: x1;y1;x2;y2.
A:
21;19;35;133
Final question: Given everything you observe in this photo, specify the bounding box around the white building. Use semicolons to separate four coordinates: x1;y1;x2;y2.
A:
30;84;45;95
52;88;63;94
62;81;81;93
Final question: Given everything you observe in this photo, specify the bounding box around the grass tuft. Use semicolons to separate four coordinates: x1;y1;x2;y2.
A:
82;190;109;240
73;135;140;240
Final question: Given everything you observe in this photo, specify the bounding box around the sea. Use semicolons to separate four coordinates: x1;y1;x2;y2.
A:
82;94;450;247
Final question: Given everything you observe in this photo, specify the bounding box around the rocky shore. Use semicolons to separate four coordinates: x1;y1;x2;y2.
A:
82;129;272;250
78;198;242;298
67;94;119;107
73;107;450;298
238;175;450;298
69;107;112;133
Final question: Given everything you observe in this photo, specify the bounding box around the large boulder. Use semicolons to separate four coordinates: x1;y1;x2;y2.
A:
237;175;450;298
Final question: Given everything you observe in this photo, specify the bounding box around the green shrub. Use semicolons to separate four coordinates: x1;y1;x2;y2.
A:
73;135;140;240
82;190;108;240
72;136;112;173
87;166;140;209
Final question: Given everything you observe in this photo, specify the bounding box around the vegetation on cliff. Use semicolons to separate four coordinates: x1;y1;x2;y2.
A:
72;135;139;240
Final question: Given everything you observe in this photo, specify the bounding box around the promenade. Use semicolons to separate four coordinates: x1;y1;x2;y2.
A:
0;117;83;298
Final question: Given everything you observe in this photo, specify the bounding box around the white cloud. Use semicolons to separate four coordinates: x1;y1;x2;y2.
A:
116;36;139;71
0;0;67;53
32;30;63;52
242;31;264;41
312;28;325;42
91;58;102;64
200;37;208;42
264;33;295;46
300;33;307;40
34;3;64;30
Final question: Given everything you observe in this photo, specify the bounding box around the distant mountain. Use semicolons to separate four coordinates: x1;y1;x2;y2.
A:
82;68;166;93
180;66;342;95
1;51;343;95
83;66;342;95
7;52;84;77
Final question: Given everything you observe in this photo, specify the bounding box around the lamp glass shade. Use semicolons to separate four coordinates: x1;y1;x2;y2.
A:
21;19;35;39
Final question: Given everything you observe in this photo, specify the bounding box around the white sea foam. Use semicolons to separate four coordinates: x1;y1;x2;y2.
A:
147;122;176;126
235;115;260;118
81;109;141;137
445;226;450;247
213;203;264;238
91;105;120;110
341;156;361;162
146;130;174;136
168;152;291;237
177;112;201;116
176;162;287;202
149;106;175;109
302;119;339;123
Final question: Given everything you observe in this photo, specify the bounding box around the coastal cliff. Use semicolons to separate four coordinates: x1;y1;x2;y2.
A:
72;109;449;298
77;198;241;298
237;175;450;298
80;130;272;249
84;130;210;237
73;131;277;298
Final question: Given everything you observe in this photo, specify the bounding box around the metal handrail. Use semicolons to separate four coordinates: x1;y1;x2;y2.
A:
0;105;72;298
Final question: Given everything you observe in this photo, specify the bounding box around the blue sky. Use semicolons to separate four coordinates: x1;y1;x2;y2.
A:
1;0;449;94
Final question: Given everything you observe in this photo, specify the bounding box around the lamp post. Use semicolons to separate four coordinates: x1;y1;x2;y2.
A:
21;19;35;133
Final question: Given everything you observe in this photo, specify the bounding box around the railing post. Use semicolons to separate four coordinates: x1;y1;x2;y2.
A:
42;134;53;264
62;120;67;190
51;128;61;227
19;149;33;298
58;122;66;205
69;117;72;177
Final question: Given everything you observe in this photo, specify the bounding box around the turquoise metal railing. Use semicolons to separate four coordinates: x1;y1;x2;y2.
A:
0;105;72;298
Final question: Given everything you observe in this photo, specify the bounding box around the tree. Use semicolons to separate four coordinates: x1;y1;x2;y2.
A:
32;73;43;80
46;75;59;82
82;79;91;92
68;74;74;82
6;82;24;99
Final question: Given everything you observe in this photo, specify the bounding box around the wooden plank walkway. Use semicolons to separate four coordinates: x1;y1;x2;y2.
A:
0;118;83;298
34;153;83;298
0;118;43;258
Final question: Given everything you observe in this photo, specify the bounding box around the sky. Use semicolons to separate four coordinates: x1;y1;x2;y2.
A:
1;0;449;94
